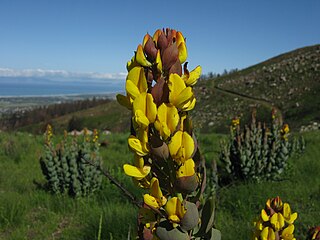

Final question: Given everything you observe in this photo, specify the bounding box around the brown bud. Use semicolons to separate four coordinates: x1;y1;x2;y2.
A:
150;134;169;160
175;174;198;194
157;32;168;52
144;37;157;62
169;58;182;76
162;43;179;71
151;78;169;106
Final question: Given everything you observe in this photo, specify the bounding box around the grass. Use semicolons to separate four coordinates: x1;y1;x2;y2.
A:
0;130;319;239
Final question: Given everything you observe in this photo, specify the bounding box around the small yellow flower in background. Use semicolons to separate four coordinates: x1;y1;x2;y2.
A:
307;226;320;240
281;224;296;240
270;213;285;231
283;203;298;224
45;124;53;144
253;196;297;240
232;117;240;127
92;129;99;143
260;227;275;240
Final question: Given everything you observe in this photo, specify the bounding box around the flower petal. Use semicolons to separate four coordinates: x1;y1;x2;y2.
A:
144;194;160;209
184;65;202;86
177;159;195;178
126;80;140;99
136;44;152;67
128;135;148;156
123;164;151;179
178;41;187;64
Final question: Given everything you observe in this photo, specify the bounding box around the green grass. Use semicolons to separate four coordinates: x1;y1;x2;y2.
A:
0;130;319;239
0;132;138;239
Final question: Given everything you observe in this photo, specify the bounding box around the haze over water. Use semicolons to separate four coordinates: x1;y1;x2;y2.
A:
0;80;124;97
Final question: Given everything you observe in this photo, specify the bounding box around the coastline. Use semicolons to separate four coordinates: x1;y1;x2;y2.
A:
0;91;124;117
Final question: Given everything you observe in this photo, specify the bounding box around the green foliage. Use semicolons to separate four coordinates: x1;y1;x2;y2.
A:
40;127;103;197
219;110;295;181
290;135;306;156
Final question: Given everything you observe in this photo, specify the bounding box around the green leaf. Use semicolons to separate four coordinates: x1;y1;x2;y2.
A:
194;196;215;237
208;228;221;240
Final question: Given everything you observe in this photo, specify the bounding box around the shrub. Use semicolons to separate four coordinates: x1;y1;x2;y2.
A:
40;125;103;197
219;109;292;182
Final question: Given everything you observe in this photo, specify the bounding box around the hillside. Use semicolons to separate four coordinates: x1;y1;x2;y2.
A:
10;44;320;134
192;44;320;132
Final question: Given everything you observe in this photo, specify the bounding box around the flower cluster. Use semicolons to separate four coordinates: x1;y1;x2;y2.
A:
254;196;298;240
280;123;290;141
307;226;320;240
45;124;53;145
117;28;204;239
92;129;99;143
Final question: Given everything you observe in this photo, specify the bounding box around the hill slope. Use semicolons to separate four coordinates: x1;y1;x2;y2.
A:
193;44;320;132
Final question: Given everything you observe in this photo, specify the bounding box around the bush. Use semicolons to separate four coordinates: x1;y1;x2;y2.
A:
219;109;293;182
40;125;103;197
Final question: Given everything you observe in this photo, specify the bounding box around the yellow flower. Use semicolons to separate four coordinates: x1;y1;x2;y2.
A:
281;224;296;240
143;178;167;209
270;213;285;231
123;154;151;180
165;197;186;224
128;129;149;156
176;31;187;64
135;44;152;67
261;209;270;222
154;103;179;140
168;73;196;111
260;227;276;240
168;131;195;163
181;65;202;86
125;66;148;100
232;118;240;127
176;159;195;178
282;203;298;224
132;93;157;130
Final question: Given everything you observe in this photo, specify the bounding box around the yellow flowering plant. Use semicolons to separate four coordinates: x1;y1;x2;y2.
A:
307;226;320;240
118;28;220;240
253;196;298;240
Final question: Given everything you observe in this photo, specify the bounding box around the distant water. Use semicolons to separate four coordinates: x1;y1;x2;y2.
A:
0;81;124;97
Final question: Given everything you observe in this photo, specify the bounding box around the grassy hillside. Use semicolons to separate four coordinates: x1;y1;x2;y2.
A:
194;44;320;132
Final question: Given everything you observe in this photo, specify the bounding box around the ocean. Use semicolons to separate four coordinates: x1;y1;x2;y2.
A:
0;81;124;97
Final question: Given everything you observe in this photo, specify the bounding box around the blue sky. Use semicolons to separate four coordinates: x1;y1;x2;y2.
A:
0;0;319;81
